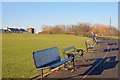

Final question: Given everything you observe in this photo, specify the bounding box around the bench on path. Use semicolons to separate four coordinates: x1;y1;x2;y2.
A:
93;37;103;44
62;46;84;67
32;47;74;79
91;32;103;44
85;40;94;52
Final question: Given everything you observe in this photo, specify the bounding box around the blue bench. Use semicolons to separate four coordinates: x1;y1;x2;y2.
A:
91;32;103;44
32;47;73;78
85;40;94;52
93;37;103;44
62;46;84;67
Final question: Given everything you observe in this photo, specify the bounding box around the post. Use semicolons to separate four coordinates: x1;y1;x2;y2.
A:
40;69;43;80
85;41;88;52
110;18;111;36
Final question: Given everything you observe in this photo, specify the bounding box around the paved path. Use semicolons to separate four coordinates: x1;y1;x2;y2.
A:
45;37;119;80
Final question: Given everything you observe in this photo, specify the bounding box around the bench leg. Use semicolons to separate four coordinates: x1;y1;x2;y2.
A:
72;59;75;67
40;69;43;80
69;54;75;67
86;48;88;52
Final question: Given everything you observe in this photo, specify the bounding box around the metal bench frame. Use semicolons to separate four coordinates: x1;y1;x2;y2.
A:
91;32;103;44
85;40;94;52
62;46;84;67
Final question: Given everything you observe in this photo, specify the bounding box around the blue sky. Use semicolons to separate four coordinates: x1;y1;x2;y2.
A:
2;2;118;33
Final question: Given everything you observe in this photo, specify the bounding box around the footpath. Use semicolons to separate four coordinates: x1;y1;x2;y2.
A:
45;37;119;80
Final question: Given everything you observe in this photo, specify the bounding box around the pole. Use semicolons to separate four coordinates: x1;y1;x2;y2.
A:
40;69;43;80
110;18;111;36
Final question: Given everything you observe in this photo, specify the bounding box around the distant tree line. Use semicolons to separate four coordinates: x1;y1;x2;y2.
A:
39;23;120;36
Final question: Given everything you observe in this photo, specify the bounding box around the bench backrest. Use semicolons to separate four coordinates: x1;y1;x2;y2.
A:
62;46;76;54
33;47;60;68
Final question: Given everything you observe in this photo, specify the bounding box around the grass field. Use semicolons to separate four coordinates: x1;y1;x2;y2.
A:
102;36;120;40
2;33;93;78
111;36;120;40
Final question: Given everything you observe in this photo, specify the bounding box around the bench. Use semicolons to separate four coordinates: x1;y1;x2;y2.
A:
32;47;74;79
92;32;96;37
62;46;84;67
85;40;94;52
91;32;103;44
93;37;103;44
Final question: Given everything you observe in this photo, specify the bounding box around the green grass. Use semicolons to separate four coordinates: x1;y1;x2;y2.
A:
2;33;92;78
109;36;120;39
101;36;120;40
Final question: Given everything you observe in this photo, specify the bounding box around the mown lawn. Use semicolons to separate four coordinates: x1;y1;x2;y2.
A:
102;36;120;40
2;33;92;78
109;36;120;40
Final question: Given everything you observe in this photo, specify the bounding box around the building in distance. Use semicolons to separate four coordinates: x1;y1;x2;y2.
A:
27;28;34;34
7;27;28;33
0;27;35;34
